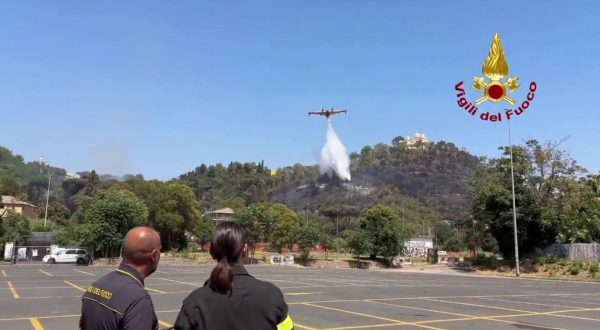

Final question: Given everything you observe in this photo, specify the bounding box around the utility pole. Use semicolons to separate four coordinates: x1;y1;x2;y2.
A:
508;119;520;277
42;158;51;229
305;203;310;226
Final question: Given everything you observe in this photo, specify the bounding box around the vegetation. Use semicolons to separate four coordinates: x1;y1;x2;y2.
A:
1;135;600;267
295;226;321;263
471;139;600;259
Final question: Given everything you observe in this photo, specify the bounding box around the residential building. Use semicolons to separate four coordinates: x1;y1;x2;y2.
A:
0;196;38;218
405;133;430;149
203;207;235;225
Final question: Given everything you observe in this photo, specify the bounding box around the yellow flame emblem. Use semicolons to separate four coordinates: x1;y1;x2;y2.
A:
472;33;520;105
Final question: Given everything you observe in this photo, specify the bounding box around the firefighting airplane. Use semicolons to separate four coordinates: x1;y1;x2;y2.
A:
308;108;347;119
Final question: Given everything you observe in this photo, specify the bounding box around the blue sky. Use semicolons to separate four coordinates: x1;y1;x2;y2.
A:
1;1;599;180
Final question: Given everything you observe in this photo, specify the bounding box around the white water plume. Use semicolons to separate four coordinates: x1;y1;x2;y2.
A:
319;120;351;181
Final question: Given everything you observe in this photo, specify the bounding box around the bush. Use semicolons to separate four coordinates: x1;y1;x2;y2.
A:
548;264;557;277
535;254;561;265
471;253;499;269
330;237;346;253
570;261;583;275
589;262;599;278
444;236;465;252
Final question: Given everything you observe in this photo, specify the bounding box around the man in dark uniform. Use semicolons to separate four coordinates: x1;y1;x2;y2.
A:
79;227;162;330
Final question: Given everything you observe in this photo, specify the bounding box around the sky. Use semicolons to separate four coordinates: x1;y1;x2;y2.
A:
1;1;599;180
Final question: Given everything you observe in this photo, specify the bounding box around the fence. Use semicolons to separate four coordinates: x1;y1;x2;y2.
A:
544;243;600;261
3;244;51;262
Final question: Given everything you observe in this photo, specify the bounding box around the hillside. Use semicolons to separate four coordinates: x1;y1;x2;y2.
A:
1;135;480;230
270;139;479;222
175;137;480;228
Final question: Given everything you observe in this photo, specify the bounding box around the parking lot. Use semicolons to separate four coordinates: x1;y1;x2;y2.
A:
2;263;600;329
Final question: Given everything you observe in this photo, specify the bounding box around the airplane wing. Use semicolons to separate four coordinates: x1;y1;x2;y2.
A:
332;110;347;114
308;111;324;116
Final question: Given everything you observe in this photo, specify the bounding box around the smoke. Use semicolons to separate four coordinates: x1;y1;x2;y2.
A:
319;120;351;181
91;140;131;177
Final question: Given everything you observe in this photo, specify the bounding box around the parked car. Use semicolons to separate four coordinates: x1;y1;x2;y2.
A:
43;248;89;264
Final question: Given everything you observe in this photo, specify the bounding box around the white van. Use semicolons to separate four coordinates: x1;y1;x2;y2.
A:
43;248;88;264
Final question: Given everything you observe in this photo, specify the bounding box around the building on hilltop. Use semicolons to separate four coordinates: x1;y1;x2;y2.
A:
405;133;430;149
203;207;235;225
0;196;38;218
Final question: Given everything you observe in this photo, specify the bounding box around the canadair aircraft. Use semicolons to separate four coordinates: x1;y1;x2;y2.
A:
308;108;347;119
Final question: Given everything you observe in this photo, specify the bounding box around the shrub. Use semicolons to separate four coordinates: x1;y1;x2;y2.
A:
471;253;499;269
548;265;557;277
330;237;346;253
570;261;583;275
444;236;465;252
589;262;599;278
535;254;561;265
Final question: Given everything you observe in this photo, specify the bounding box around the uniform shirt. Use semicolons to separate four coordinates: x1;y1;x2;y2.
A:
173;264;294;330
79;263;158;330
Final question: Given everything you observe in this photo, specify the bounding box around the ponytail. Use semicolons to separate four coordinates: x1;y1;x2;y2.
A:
210;258;234;294
208;221;246;295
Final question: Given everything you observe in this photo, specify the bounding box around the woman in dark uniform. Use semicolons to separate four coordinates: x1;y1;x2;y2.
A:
174;221;294;330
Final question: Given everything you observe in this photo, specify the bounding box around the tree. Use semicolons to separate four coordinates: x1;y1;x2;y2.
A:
120;179;203;250
472;139;586;258
192;218;214;250
236;203;300;253
360;205;407;262
47;202;71;227
320;234;333;260
77;189;148;255
269;204;301;253
347;230;373;264
444;235;465;252
1;211;32;244
83;170;100;197
236;203;274;244
295;226;321;263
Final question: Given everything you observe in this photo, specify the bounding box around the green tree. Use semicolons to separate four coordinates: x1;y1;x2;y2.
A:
471;139;585;258
269;204;301;253
347;230;374;264
236;203;300;253
444;235;465;252
47;202;71;227
1;211;32;244
236;203;275;243
192;218;214;250
360;205;407;262
120;179;203;250
295;226;321;263
77;189;148;255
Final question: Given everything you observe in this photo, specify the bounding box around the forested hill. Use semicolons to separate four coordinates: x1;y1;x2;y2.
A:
175;136;480;222
1;135;480;224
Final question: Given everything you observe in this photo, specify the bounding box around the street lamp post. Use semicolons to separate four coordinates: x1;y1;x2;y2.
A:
508;119;520;277
43;163;52;229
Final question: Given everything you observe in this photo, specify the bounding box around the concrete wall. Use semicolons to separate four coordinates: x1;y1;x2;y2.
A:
544;243;600;261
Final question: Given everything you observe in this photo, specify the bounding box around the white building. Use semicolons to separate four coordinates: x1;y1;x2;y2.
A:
405;133;430;149
203;207;235;225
